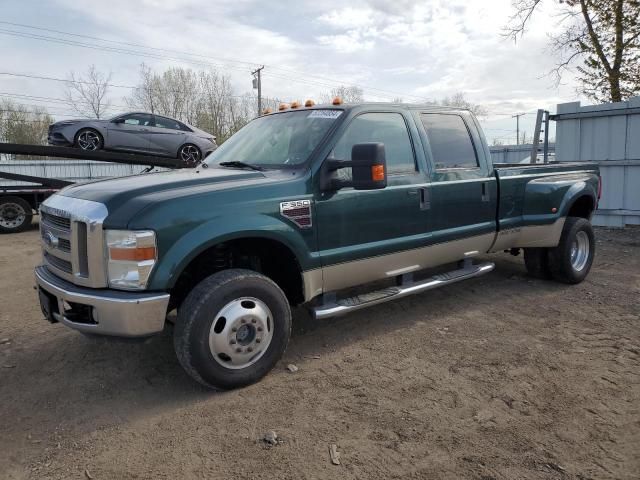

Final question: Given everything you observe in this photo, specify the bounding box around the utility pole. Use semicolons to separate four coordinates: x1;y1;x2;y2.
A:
512;113;525;145
251;66;264;116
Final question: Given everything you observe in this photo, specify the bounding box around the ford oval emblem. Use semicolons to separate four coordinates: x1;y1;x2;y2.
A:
44;231;59;248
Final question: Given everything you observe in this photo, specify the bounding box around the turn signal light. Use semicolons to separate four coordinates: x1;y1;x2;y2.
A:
332;97;343;105
290;101;300;109
278;103;288;111
110;247;157;262
371;164;385;181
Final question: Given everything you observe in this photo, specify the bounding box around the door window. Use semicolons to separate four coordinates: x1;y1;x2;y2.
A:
420;114;478;169
121;113;153;126
154;116;184;130
331;112;416;176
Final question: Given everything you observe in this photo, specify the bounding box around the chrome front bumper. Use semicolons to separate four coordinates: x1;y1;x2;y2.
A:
35;265;170;337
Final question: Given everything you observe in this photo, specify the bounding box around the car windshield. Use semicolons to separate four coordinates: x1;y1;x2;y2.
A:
205;109;343;168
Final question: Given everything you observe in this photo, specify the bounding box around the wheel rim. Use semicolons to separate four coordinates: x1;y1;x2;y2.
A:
77;131;100;151
209;297;274;370
0;202;26;229
180;145;200;164
570;231;590;271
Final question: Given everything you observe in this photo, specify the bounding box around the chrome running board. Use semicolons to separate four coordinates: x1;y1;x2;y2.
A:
312;261;495;320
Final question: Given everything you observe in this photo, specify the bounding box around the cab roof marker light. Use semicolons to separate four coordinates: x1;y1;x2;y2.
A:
263;108;273;114
305;99;315;107
278;103;288;111
332;97;343;105
290;101;300;109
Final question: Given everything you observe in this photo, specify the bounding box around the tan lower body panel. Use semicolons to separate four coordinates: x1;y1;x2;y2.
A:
302;233;495;301
489;217;566;252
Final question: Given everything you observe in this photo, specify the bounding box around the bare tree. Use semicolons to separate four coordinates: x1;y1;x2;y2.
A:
439;92;488;117
126;64;201;123
127;65;261;143
126;63;158;113
505;0;640;103
320;85;365;103
64;65;112;118
0;100;54;154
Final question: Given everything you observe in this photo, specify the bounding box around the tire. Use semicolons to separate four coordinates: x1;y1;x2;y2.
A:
174;269;292;390
178;144;202;167
0;196;33;233
548;217;595;284
74;128;103;151
523;248;552;279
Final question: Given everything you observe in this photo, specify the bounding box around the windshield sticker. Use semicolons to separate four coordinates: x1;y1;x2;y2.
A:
308;110;343;119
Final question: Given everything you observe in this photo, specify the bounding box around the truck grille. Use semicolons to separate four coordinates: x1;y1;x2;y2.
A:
41;212;71;230
39;196;108;288
43;251;73;274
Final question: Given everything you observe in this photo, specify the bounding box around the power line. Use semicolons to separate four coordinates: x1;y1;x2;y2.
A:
0;21;431;102
0;23;430;102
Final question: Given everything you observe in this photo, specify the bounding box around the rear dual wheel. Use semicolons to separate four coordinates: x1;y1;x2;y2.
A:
524;217;595;284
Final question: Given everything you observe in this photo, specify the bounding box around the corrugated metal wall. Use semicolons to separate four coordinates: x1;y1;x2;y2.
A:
0;158;166;187
555;96;640;227
490;144;556;164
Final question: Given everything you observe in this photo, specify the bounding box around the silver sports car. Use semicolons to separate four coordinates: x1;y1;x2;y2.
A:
48;112;217;165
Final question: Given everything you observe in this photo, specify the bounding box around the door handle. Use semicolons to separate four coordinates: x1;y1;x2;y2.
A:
419;187;430;210
481;182;490;202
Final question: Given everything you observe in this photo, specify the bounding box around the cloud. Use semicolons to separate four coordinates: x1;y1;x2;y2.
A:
0;0;588;142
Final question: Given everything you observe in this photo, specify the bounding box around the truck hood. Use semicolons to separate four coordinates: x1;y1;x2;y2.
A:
58;167;267;216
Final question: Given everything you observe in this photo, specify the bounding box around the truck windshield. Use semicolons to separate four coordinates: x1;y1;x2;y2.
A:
205;109;343;169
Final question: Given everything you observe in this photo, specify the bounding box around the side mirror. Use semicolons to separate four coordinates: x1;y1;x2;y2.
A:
321;142;387;191
112;118;125;124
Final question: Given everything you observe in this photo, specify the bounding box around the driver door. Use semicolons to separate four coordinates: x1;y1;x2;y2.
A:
107;113;153;153
314;111;431;292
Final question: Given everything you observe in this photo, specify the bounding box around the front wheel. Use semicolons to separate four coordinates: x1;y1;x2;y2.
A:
0;196;33;233
548;217;595;284
173;269;292;390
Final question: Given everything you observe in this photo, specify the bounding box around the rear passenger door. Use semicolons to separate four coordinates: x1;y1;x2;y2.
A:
147;115;188;156
416;112;497;255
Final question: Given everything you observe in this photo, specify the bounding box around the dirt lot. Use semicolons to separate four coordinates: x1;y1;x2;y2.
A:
0;222;638;480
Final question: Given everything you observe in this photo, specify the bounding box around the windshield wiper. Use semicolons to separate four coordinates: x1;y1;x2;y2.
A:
218;161;264;171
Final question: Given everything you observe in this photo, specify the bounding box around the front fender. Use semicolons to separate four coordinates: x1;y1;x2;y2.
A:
147;214;316;290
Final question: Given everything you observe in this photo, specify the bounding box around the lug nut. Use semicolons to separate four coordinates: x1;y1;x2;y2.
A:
241;319;246;324
251;318;257;323
256;338;261;343
230;340;236;345
236;348;242;353
257;327;263;332
247;347;253;352
232;327;237;332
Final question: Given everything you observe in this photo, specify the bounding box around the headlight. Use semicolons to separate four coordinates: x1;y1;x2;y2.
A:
105;230;157;290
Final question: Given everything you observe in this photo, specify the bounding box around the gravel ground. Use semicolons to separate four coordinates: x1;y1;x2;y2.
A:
0;222;638;479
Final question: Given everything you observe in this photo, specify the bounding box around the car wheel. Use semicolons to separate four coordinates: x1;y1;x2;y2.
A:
0;196;33;233
548;217;595;284
178;144;201;167
75;129;103;151
173;269;292;390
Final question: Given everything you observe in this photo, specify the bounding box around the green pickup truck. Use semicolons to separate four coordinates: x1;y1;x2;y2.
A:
35;102;600;389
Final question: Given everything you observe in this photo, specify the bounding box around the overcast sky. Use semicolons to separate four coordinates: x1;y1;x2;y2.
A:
0;0;589;144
